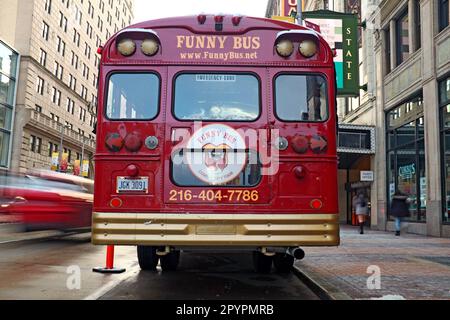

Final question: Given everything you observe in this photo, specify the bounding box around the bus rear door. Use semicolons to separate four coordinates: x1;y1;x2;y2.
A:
163;67;273;207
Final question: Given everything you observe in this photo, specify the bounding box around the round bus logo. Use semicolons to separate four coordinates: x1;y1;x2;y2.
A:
186;124;247;185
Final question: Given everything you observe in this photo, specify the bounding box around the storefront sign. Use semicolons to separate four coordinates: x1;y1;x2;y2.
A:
82;160;89;177
360;171;374;182
302;10;360;96
399;163;416;180
280;0;304;17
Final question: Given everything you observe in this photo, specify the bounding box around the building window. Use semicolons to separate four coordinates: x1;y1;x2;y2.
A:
396;10;410;67
36;77;45;95
387;95;426;222
39;49;47;67
414;0;421;51
42;22;49;40
30;135;42;154
439;76;450;223
44;0;52;14
385;27;391;74
439;0;449;32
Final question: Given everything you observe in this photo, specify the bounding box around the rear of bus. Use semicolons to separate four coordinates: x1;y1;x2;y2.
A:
92;15;339;272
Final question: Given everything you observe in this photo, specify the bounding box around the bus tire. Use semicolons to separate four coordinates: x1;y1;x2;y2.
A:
252;251;273;274
273;253;294;273
160;250;180;271
137;246;159;271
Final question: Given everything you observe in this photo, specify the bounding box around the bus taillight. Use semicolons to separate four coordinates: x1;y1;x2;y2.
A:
105;133;124;152
124;133;143;152
310;199;323;210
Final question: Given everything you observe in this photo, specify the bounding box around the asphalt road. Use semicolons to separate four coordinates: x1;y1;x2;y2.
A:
0;234;318;300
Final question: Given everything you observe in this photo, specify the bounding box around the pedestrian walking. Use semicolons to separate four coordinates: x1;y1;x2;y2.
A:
390;190;410;236
353;190;369;234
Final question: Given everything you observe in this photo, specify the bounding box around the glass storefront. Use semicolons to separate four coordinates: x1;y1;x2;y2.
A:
440;76;450;223
387;95;426;222
0;41;18;168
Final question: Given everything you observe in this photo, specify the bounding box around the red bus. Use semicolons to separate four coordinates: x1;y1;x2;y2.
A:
93;15;339;273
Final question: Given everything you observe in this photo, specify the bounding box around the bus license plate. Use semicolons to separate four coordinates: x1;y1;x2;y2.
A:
117;177;148;193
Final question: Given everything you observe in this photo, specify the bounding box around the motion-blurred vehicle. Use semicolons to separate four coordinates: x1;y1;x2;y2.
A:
0;170;93;231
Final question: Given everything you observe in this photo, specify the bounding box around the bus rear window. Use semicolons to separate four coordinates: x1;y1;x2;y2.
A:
275;74;328;122
106;73;159;120
173;73;260;121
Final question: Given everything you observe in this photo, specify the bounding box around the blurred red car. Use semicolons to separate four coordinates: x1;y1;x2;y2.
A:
0;171;93;231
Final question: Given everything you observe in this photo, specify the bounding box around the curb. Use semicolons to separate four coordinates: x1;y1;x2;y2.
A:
0;230;91;246
293;265;353;300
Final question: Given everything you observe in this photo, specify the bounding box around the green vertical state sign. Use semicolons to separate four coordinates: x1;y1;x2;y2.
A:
303;10;360;97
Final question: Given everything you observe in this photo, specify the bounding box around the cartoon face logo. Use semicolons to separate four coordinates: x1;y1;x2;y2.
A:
203;144;230;171
186;124;247;185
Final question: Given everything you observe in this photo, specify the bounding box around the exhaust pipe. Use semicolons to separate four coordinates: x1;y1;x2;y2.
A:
288;247;305;260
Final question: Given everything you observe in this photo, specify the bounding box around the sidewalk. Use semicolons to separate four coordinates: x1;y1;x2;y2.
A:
294;225;450;300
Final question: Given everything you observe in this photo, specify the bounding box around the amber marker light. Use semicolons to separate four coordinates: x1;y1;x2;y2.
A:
299;40;317;58
117;38;136;56
141;39;159;56
276;40;294;57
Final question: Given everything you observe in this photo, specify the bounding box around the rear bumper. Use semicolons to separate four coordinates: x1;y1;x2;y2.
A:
92;212;340;247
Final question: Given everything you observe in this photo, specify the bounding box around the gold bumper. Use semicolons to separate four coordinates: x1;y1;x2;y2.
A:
92;212;340;246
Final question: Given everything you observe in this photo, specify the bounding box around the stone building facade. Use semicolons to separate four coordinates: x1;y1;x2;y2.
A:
0;0;134;177
266;0;450;237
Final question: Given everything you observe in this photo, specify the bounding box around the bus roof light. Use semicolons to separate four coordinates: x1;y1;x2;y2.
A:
197;14;207;25
276;40;294;58
117;38;136;56
97;46;103;55
141;39;159;56
299;40;317;58
232;16;242;26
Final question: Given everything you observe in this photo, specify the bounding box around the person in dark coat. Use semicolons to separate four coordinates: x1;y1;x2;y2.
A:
390;190;410;236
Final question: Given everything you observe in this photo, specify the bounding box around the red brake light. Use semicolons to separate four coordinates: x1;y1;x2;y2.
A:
124;133;143;152
292;135;309;154
105;133;124;152
110;198;123;208
310;199;323;210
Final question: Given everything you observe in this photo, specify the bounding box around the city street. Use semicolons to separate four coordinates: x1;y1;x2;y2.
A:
0;233;318;300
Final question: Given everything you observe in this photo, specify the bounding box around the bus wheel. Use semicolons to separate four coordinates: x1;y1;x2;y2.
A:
137;246;159;271
273;253;294;273
252;251;273;274
160;250;180;271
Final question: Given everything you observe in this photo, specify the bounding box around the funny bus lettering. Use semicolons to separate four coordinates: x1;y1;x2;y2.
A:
177;35;261;61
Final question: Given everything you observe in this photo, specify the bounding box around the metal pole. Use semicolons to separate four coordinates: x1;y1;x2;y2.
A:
297;0;303;25
59;124;64;172
80;136;85;176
